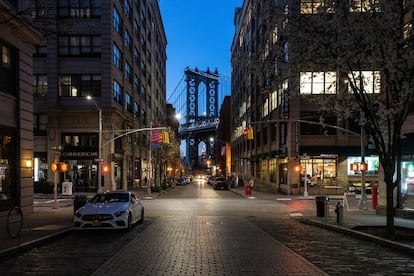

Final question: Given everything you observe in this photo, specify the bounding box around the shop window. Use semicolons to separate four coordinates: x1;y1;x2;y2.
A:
347;156;379;175
300;157;337;186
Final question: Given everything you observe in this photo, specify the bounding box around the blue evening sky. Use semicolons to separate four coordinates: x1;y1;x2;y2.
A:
159;0;243;100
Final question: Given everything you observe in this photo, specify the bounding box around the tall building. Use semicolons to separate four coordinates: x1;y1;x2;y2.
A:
230;0;414;215
0;0;42;212
32;0;166;193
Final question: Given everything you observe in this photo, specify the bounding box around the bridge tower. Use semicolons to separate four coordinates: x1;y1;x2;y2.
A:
180;67;220;170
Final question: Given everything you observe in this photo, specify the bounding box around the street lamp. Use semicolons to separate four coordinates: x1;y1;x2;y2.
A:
87;96;102;193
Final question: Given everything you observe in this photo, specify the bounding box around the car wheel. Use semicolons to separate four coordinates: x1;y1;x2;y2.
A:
139;208;144;223
126;212;132;231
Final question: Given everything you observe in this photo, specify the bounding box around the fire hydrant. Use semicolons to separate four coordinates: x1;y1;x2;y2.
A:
335;201;343;224
245;183;252;196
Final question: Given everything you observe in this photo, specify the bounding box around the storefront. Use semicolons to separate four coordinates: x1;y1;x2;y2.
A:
400;133;414;209
299;155;337;186
59;133;99;193
0;129;16;211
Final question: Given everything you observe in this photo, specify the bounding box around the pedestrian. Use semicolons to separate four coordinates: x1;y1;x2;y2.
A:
144;176;148;187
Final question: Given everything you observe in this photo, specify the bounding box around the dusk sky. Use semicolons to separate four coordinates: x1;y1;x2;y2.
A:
159;0;243;100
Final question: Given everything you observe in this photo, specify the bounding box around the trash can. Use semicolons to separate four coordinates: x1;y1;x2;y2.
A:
316;196;328;217
62;182;73;196
74;195;88;214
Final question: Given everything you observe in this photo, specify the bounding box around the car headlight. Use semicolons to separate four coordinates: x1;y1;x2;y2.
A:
74;211;82;218
114;210;127;217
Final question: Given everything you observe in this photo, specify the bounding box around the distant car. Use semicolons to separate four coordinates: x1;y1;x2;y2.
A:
176;177;187;185
208;176;217;185
214;177;229;190
349;182;372;194
73;191;144;231
184;175;192;184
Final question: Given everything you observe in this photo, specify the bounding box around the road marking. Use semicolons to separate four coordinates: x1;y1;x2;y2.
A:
289;212;304;217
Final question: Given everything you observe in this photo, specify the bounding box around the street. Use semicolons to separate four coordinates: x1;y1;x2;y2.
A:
1;178;414;275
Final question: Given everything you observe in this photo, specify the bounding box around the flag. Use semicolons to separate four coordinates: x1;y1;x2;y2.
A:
221;145;226;156
151;125;161;148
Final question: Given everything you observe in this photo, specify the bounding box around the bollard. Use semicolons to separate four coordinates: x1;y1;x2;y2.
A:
324;196;329;220
334;201;343;224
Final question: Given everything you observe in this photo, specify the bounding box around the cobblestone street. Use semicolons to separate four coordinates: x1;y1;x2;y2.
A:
92;216;327;276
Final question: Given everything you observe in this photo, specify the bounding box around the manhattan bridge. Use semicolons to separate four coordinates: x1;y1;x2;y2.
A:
168;67;230;170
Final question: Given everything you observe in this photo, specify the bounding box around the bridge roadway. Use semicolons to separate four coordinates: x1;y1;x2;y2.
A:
92;215;326;276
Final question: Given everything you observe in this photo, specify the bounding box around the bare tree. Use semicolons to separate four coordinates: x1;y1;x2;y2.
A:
289;1;414;234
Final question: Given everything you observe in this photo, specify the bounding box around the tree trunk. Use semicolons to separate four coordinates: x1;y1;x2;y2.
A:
385;177;395;234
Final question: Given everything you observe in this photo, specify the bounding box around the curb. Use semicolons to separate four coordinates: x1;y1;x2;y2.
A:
0;228;73;260
298;217;414;255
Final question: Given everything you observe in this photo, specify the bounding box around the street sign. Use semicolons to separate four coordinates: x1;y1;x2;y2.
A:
94;158;104;162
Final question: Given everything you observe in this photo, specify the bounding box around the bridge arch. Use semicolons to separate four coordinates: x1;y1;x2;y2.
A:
181;67;220;169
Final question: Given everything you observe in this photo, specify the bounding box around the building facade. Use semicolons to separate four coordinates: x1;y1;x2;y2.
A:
32;0;167;193
230;0;414;215
0;0;42;212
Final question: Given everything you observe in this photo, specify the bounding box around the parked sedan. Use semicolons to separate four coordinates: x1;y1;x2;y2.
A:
176;177;187;185
73;191;144;231
213;177;229;190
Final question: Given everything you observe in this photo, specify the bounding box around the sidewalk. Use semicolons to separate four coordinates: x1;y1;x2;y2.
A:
230;186;414;254
0;189;160;259
1;187;414;260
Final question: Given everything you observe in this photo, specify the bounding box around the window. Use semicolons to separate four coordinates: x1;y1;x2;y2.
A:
125;0;132;21
349;0;381;12
34;113;48;136
134;74;139;92
300;157;337;186
348;156;379;175
125;31;131;51
134;102;139;117
300;0;335;14
34;75;48;97
63;133;98;147
58;0;101;18
125;62;132;82
0;43;16;95
283;42;288;62
34;44;47;57
113;7;121;33
59;75;101;97
347;71;380;94
125;92;132;113
270;90;277;111
114;80;122;104
113;43;122;69
32;0;49;18
300;71;337;94
134;47;140;65
134;19;139;37
59;35;101;56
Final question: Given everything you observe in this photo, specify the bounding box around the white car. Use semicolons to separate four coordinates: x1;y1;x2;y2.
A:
73;191;144;231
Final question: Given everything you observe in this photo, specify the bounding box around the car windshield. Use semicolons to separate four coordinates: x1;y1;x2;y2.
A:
91;193;129;203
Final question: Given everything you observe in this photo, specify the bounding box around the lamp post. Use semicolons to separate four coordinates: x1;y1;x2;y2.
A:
87;96;102;193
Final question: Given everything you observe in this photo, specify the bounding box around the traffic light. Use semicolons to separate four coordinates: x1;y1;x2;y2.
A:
360;161;367;172
102;164;110;173
247;127;254;140
350;162;359;172
161;131;170;144
51;162;68;172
